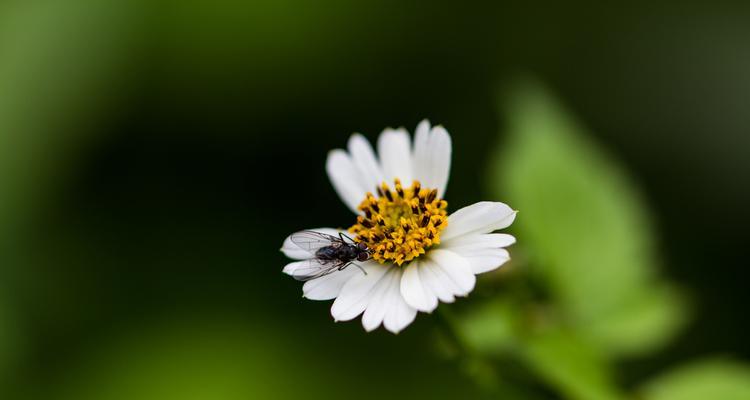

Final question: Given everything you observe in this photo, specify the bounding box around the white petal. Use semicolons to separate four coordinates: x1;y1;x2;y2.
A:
280;228;341;260
472;249;511;274
400;260;438;312
441;202;517;241
412;119;432;186
330;262;389;321
454;248;510;274
441;233;516;250
441;233;515;274
414;120;430;150
420;259;456;303
348;134;384;193
382;268;417;334
412;121;452;196
377;128;412;184
428;249;475;295
361;267;400;331
326;149;368;213
427;125;452;196
302;266;360;300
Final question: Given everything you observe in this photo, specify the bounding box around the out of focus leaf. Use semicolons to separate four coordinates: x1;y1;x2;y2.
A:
48;316;326;400
0;300;22;381
453;300;626;400
489;79;687;356
585;284;686;356
461;357;502;392
460;357;542;400
27;313;480;400
639;359;750;400
522;329;625;400
0;0;135;234
454;299;519;355
0;0;137;386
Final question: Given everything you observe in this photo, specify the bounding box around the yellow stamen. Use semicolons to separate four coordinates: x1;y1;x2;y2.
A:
349;179;448;266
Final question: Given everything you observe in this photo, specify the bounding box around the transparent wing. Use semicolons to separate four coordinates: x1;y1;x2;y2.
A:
287;258;350;281
290;230;342;254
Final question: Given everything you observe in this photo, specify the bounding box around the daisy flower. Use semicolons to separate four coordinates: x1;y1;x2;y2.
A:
281;120;517;333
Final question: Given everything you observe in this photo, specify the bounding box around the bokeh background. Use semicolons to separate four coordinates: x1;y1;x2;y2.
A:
1;1;749;399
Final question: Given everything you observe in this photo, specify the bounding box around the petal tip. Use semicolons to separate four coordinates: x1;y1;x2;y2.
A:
347;132;366;146
386;326;402;334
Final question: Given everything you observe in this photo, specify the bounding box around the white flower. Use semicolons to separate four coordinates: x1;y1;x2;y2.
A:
281;120;516;333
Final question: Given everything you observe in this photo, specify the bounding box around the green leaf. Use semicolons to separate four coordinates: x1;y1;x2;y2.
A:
0;300;22;381
584;284;687;356
451;300;627;400
0;4;141;390
453;299;519;356
47;317;328;400
489;79;687;356
640;359;750;400
0;0;136;234
522;329;626;400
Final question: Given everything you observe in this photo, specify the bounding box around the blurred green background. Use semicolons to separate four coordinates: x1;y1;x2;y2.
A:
1;0;749;399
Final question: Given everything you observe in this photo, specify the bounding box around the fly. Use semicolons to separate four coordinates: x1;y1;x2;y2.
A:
288;230;372;281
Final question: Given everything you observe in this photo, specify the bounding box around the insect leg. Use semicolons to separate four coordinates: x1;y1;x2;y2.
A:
349;262;368;276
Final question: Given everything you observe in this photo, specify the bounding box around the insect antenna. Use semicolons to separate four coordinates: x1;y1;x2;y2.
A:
339;232;356;243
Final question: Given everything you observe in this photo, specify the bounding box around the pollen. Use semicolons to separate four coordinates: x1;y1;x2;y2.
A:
349;179;448;266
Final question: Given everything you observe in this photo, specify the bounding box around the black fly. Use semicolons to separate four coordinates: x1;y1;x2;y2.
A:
288;231;372;281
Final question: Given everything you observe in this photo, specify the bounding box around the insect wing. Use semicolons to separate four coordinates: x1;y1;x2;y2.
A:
286;259;347;281
290;231;342;254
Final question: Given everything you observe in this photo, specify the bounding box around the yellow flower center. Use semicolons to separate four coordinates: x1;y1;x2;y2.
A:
349;179;448;266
